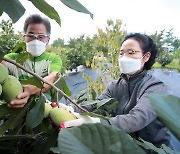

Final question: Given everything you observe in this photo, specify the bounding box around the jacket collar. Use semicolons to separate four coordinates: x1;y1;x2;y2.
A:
121;69;147;84
28;52;47;61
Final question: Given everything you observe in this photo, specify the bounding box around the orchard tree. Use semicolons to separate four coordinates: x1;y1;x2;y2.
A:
157;52;173;67
65;35;95;70
50;35;95;71
151;29;180;66
81;19;127;101
95;19;127;79
52;38;66;48
0;19;23;54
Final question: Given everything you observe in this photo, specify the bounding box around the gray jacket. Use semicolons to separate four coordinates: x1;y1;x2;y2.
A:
98;70;170;147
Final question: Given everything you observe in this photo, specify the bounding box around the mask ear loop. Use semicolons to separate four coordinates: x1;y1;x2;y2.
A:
45;37;50;47
139;54;147;70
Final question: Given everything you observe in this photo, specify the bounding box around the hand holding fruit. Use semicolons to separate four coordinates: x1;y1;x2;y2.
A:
50;102;101;128
43;102;100;128
8;91;30;108
0;63;29;108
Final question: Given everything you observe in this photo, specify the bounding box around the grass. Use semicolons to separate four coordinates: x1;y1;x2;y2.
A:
166;59;180;71
152;62;161;68
152;59;180;71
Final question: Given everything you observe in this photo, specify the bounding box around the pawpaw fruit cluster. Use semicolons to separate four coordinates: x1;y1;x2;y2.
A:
44;103;52;118
0;63;23;103
44;103;76;126
0;84;2;96
0;63;8;84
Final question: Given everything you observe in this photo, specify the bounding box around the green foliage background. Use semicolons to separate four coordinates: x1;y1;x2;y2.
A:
0;0;180;153
0;20;23;54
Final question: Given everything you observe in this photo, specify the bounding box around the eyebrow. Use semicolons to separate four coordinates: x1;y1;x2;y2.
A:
27;32;45;35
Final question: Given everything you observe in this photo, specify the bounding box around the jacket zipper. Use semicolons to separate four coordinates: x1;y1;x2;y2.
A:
123;80;131;114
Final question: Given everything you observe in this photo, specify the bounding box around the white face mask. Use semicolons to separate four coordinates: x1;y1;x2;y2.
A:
118;55;145;75
26;40;47;57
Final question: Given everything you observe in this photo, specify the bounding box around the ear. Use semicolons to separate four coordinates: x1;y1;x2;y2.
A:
46;38;50;46
144;52;151;62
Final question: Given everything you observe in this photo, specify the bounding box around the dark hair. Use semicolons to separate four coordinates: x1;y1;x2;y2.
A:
23;14;51;36
121;33;158;70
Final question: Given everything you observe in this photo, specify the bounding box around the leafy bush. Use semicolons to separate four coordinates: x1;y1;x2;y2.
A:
157;52;173;67
166;59;180;71
0;20;23;54
152;62;161;68
65;48;85;71
52;35;95;71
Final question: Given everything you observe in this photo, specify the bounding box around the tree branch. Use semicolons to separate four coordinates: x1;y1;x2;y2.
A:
3;57;88;112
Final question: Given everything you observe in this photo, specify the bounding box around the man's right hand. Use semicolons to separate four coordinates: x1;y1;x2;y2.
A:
8;91;30;108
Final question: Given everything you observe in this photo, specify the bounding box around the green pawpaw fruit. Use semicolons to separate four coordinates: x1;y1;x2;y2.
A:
0;84;2;96
50;107;76;126
0;63;8;84
2;75;23;103
44;103;52;118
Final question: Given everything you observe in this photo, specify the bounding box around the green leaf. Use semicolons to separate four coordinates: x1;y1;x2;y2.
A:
26;95;45;129
12;42;26;53
30;0;61;26
135;138;166;153
20;77;44;89
0;104;20;118
0;134;36;141
60;0;93;19
0;100;6;105
0;115;18;135
76;89;87;100
75;89;88;104
79;98;116;107
149;94;180;140
91;88;96;100
81;112;109;120
161;144;175;154
0;8;2;16
16;52;30;64
50;147;59;153
96;98;118;109
0;0;25;23
54;77;71;100
31;128;58;153
9;102;31;130
79;98;118;115
0;133;48;152
58;124;145;154
79;99;102;106
0;46;5;62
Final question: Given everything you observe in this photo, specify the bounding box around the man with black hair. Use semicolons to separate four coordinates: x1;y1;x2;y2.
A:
3;14;62;108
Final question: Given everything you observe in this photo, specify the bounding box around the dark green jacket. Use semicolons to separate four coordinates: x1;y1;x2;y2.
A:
98;70;170;147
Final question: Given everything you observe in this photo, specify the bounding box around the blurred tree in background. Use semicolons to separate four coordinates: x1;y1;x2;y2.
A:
0;20;23;54
151;29;180;67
